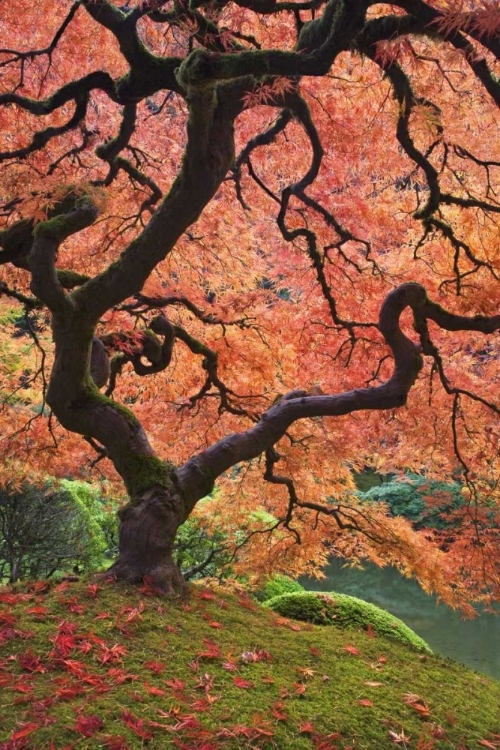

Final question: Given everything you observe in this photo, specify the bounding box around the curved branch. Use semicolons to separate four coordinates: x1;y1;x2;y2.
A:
360;49;441;220
173;324;252;417
176;283;500;508
93;316;176;395
71;87;238;322
125;293;253;329
0;71;117;115
234;107;293;173
0;95;89;162
175;0;368;86
354;12;434;51
30;199;100;315
131;316;175;376
80;0;182;99
0;281;39;309
0;3;80;69
227;0;326;13
385;0;500;106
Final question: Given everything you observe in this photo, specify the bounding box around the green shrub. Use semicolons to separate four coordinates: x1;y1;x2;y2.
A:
359;474;464;531
263;591;432;653
253;574;305;602
59;479;119;565
0;479;119;583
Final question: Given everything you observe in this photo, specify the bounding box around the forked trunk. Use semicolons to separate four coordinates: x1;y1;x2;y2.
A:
105;486;187;596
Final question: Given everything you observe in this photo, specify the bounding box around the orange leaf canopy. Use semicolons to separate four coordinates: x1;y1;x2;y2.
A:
0;0;499;606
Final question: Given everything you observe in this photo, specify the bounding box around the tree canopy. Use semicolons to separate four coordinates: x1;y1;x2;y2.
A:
0;0;499;606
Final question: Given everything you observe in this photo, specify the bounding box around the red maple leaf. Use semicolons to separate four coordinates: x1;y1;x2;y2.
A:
121;710;153;739
233;676;254;689
73;714;104;737
9;722;40;741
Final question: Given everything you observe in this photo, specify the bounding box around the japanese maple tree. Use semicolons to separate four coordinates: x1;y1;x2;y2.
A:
1;0;499;606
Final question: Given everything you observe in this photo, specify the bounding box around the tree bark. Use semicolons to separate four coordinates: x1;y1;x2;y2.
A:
105;485;187;596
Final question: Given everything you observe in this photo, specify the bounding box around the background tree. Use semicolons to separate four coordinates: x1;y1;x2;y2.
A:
0;479;117;583
358;474;466;532
0;0;499;606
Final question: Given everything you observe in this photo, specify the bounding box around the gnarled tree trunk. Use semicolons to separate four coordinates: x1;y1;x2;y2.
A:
106;486;187;596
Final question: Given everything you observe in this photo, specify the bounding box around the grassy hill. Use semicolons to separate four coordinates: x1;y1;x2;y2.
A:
0;578;499;749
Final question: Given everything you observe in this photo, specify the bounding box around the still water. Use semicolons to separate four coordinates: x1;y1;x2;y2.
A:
302;559;500;679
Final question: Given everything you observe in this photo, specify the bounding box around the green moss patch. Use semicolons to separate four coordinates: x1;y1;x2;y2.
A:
253;573;305;602
263;591;432;653
0;578;498;749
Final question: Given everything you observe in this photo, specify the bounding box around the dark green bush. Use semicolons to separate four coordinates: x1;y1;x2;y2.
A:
359;473;464;530
0;479;119;582
263;591;432;653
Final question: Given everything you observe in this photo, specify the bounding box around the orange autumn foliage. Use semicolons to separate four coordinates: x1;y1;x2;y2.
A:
0;0;499;604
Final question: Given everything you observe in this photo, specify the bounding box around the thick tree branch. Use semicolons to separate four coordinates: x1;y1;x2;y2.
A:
0;281;39;309
175;0;368;86
29;199;100;315
0;71;117;114
80;0;182;99
176;283;500;507
70;88;238;322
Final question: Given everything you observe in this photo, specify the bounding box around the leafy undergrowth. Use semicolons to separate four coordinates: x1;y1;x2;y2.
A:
0;579;499;750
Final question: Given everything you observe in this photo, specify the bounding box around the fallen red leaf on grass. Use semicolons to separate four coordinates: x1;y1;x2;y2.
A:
12;682;34;696
9;722;39;741
26;605;49;618
299;721;316;734
144;660;166;674
87;584;99;599
198;592;216;601
237;597;258;610
271;701;288;720
143;682;166;697
107;667;137;685
73;714;104;737
312;732;342;750
165;677;186;691
171;714;201;732
233;676;254;689
121;710;153;739
0;593;32;605
403;693;431;717
196;638;222;660
98;643;127;664
18;650;45;673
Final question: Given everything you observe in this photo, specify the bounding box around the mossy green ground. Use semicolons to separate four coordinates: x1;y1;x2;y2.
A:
0;578;499;749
